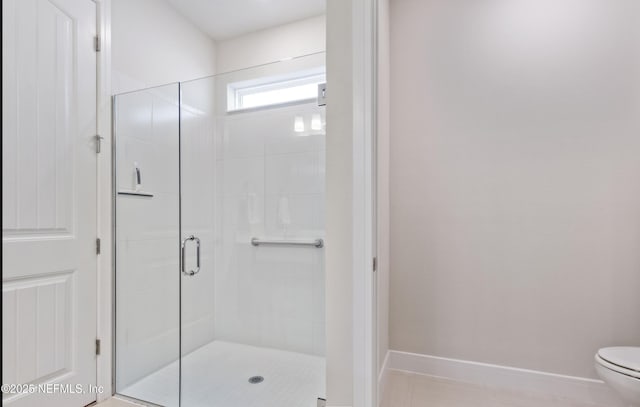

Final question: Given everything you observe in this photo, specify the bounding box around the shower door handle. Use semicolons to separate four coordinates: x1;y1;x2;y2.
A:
181;235;201;276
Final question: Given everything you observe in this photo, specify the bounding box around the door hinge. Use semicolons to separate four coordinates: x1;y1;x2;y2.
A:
95;135;104;153
94;36;101;52
372;256;377;272
96;238;101;255
95;339;101;356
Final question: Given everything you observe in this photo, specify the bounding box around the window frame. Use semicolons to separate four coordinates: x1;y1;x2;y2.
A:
227;71;326;112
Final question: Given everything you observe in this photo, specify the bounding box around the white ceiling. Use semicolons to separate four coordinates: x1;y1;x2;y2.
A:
165;0;326;40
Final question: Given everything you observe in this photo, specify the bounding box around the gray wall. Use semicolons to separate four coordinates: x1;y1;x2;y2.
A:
389;0;640;379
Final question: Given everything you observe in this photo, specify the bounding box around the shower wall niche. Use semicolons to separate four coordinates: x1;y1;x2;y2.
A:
114;53;326;407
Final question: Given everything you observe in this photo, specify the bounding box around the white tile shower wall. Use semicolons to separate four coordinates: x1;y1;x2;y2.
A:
115;85;180;392
213;103;326;356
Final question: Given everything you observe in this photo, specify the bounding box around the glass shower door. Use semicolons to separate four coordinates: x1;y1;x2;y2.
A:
113;55;327;407
179;54;327;407
178;76;218;406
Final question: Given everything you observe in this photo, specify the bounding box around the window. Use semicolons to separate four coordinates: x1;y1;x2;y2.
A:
227;70;326;111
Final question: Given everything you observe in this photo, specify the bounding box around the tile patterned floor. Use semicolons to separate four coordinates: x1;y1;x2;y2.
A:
116;340;325;407
381;370;609;407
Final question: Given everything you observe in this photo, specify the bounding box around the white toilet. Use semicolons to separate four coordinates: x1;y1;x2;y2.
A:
595;347;640;406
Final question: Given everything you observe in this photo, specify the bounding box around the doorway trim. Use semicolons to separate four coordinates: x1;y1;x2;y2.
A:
94;1;380;405
351;0;378;406
96;0;113;402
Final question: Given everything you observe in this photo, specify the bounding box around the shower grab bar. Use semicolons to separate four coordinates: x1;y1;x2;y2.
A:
250;237;324;248
181;235;201;276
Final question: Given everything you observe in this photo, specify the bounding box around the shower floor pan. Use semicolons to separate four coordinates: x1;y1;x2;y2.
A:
120;340;326;407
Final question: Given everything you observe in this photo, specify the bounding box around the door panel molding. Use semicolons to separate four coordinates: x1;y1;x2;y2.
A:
2;0;99;405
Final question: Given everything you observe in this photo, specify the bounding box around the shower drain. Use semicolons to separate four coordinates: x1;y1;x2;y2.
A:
248;376;264;384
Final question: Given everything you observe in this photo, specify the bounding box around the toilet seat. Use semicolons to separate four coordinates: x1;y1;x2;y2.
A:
596;347;640;379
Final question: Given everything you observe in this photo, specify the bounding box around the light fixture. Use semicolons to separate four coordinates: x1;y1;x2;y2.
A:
294;116;305;133
311;114;322;131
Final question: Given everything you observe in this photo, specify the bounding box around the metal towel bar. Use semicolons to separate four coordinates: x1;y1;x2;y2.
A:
251;237;324;248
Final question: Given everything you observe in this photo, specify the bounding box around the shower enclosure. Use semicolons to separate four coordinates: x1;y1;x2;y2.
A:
113;53;326;406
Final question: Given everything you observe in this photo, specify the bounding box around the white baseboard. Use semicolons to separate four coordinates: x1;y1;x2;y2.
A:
384;350;625;407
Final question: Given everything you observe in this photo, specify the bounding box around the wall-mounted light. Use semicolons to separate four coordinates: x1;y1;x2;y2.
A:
294;116;305;133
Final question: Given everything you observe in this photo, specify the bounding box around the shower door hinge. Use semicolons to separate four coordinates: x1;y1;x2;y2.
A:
317;398;326;407
95;339;101;356
373;256;377;272
95;134;104;153
96;238;101;255
94;36;101;52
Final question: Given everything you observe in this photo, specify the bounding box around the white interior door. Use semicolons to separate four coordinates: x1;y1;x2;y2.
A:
2;0;98;406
